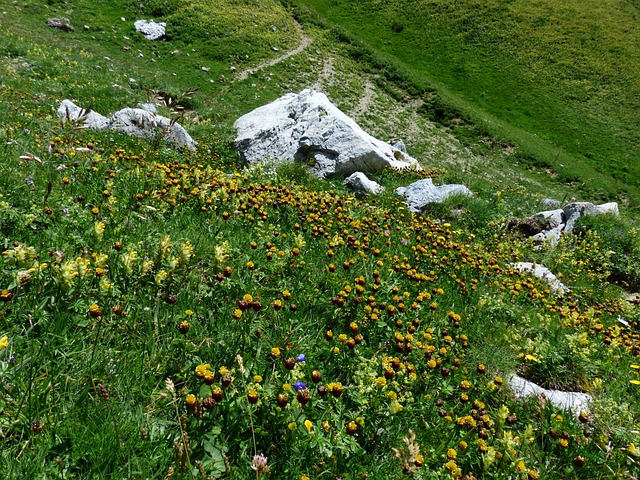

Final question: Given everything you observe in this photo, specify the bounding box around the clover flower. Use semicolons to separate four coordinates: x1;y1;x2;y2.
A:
251;454;269;476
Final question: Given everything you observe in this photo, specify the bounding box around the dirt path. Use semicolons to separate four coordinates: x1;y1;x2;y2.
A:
235;22;313;81
311;56;335;91
351;79;377;119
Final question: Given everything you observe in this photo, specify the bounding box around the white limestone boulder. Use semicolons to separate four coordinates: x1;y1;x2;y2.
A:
233;89;419;178
394;178;472;213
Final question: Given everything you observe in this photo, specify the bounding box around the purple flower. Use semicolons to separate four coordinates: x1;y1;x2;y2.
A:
293;381;307;391
296;354;306;363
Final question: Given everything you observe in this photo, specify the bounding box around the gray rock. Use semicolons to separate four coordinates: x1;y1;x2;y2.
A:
596;202;619;215
391;139;407;153
531;225;563;246
47;17;74;32
134;19;166;40
109;108;196;150
530;201;619;245
343;172;384;195
233;89;419;178
563;202;599;233
511;262;569;294
394;178;472;213
508;375;591;416
57;99;110;130
532;208;563;225
56;100;195;150
137;102;158;113
541;198;561;208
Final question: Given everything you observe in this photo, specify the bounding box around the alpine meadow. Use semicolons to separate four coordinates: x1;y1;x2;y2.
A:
0;0;639;479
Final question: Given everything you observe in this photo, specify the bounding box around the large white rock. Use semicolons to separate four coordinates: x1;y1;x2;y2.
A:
233;89;419;178
508;375;591;416
134;19;166;40
394;178;472;213
57;99;110;130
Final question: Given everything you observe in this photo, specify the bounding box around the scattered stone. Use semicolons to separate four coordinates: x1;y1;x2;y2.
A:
541;198;562;208
508;375;591;416
47;17;74;32
56;100;196;150
618;316;630;327
394;178;471;213
134;19;166;40
511;262;569;294
343;172;384;195
234;89;419;178
624;292;640;304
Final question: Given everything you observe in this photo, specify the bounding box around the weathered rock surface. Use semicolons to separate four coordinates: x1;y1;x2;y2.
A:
57;99;110;130
109;108;196;150
530;201;619;245
511;262;569;294
508;375;591;416
134;19;166;40
47;17;74;32
343;172;384;195
137;102;158;113
541;198;561;209
56;100;196;150
233;89;419;178
394;178;472;213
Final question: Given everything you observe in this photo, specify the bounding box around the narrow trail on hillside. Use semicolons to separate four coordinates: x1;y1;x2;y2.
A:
235;21;313;81
311;56;335;91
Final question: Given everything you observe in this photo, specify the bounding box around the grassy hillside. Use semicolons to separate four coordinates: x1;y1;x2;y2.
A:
290;0;640;209
1;1;640;479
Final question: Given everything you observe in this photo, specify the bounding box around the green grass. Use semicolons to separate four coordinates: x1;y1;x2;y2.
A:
288;0;640;209
1;1;640;479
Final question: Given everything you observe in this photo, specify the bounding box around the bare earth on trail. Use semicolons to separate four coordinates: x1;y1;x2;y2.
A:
235;22;313;81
